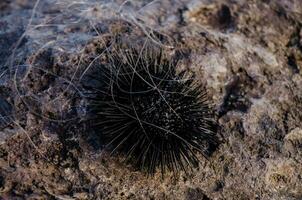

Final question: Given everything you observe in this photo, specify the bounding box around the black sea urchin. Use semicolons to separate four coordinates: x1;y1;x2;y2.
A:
87;44;219;174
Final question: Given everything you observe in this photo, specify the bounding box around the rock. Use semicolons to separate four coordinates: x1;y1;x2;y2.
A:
283;128;302;157
0;97;12;130
0;0;302;199
185;187;210;200
265;159;302;199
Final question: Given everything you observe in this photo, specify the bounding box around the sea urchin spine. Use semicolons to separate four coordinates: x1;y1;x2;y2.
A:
87;44;219;174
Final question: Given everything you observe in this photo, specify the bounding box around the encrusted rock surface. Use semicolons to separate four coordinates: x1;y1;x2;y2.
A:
0;0;301;199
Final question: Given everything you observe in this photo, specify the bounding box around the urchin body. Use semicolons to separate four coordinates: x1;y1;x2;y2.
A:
87;45;218;174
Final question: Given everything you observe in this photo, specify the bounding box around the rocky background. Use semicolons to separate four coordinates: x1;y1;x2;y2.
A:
0;0;302;199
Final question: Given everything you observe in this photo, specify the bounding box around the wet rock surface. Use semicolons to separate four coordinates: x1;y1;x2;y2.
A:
0;0;302;199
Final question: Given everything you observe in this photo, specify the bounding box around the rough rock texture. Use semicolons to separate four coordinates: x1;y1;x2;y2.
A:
0;0;302;199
